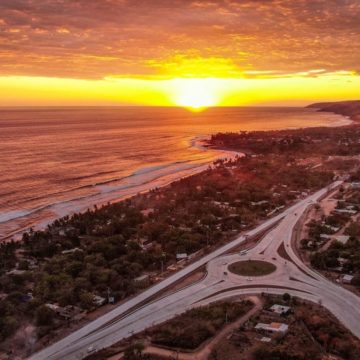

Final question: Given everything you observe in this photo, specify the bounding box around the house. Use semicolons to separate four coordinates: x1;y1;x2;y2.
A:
337;257;348;266
58;305;82;320
333;235;350;244
260;337;272;343
45;304;82;320
324;225;340;233
176;253;188;261
351;182;360;189
166;265;177;271
270;304;291;315
141;242;154;251
341;274;354;284
134;274;150;287
255;322;289;333
93;295;106;307
334;209;357;215
45;303;61;312
59;226;78;236
141;208;154;217
250;200;269;206
6;269;26;276
62;247;83;255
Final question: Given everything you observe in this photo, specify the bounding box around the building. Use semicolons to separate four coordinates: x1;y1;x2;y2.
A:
260;337;272;342
351;182;360;189
334;209;357;215
61;247;83;255
6;269;26;276
134;274;150;287
45;304;82;320
341;274;354;284
270;304;291;315
250;200;269;206
324;225;340;233
255;322;289;333
141;208;154;217
45;303;61;312
93;295;106;307
176;253;188;261
333;235;350;244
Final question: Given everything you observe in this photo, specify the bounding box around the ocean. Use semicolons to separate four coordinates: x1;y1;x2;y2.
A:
0;106;351;240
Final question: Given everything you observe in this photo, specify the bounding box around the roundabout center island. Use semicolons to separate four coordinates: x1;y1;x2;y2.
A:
228;260;276;277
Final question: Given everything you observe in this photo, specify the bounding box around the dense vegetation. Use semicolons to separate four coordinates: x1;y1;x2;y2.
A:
209;125;360;157
150;300;253;349
295;303;360;360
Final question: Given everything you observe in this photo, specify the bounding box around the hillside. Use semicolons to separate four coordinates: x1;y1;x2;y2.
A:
307;100;360;121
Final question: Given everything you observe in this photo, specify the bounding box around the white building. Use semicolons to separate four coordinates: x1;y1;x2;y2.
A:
333;235;350;244
255;322;289;333
351;182;360;189
62;247;83;255
334;209;357;215
270;304;291;315
341;274;354;284
176;253;188;260
93;295;106;307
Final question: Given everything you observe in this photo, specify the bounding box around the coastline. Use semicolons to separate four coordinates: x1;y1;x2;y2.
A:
307;100;360;123
0;106;354;243
0;140;239;242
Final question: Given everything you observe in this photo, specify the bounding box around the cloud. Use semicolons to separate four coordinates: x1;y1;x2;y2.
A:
0;0;359;79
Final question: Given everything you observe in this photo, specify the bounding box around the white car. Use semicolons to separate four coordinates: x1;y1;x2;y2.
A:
87;346;96;354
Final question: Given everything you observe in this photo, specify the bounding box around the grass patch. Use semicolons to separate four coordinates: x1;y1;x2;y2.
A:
149;300;253;350
229;260;276;276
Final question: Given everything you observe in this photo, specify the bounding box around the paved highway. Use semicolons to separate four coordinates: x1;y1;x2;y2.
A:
29;180;360;359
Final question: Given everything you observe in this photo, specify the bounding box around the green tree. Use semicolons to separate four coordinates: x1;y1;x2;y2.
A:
123;342;146;360
35;305;54;326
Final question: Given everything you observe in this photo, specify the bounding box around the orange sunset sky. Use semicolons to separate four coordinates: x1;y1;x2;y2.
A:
0;0;360;107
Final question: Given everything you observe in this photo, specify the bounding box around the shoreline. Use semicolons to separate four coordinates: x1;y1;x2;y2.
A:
0;107;354;243
0;140;239;242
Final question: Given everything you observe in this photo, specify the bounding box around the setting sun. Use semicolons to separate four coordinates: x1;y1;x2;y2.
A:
171;78;219;110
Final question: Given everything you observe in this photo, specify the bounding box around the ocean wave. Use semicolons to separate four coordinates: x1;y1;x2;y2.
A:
0;159;209;228
0;209;35;224
0;133;238;238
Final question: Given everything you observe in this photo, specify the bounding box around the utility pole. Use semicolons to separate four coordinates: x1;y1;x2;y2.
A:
160;252;166;273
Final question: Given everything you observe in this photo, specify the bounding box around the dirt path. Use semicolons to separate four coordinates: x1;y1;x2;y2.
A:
143;296;263;360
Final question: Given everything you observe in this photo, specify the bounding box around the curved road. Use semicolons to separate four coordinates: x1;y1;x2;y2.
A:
29;180;360;359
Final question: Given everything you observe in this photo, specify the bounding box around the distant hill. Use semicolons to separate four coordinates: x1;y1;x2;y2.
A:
307;100;360;121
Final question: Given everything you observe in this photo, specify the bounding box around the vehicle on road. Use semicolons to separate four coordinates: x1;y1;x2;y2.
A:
87;346;96;354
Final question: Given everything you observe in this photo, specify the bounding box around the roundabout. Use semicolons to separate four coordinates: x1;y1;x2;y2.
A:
228;260;276;277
